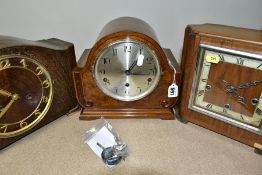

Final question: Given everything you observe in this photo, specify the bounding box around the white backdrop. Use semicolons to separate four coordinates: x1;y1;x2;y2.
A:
0;0;261;62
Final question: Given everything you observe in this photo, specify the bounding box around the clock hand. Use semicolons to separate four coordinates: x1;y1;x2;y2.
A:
230;91;247;105
128;60;137;71
237;80;262;89
130;72;150;75
222;80;247;105
0;94;19;119
0;89;13;97
223;80;262;92
125;60;138;75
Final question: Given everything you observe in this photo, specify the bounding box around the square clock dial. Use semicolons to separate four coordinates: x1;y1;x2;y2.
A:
190;44;262;134
179;24;262;148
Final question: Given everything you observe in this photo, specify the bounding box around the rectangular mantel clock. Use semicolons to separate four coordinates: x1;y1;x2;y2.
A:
0;36;78;150
179;24;262;148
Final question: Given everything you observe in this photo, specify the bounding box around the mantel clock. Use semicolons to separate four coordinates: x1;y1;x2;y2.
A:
0;36;77;150
179;24;262;148
73;17;181;120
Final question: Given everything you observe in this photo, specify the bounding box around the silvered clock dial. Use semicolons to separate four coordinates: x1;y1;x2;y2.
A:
94;41;161;101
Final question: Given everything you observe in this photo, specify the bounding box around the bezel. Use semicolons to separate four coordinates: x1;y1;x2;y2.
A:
0;55;53;138
189;44;262;135
93;40;161;102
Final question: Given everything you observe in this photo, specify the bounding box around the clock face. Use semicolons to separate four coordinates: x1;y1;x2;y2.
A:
94;41;161;101
190;44;262;134
0;55;53;138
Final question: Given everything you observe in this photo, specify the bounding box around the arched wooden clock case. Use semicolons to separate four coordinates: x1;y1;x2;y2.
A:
73;17;181;120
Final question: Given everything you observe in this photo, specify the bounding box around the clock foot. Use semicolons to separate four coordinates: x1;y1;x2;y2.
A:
254;143;262;155
173;106;188;124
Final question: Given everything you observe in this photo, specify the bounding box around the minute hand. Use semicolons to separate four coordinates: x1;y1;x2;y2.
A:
0;99;15;119
128;60;137;72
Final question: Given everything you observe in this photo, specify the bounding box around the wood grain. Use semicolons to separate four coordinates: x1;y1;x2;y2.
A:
179;24;262;147
73;17;181;120
0;36;78;150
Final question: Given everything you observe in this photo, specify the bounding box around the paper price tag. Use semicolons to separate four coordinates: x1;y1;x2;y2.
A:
168;83;178;97
137;55;144;66
206;55;220;64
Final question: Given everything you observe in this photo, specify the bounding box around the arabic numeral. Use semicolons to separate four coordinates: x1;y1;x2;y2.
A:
0;59;11;70
103;77;110;85
41;96;49;103
124;45;131;52
33;109;42;117
20;59;28;67
36;66;43;75
0;125;8;133
257;63;262;69
42;80;51;88
20;121;28;128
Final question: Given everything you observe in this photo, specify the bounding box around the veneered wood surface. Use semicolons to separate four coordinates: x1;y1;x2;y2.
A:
0;36;78;150
204;61;262;118
179;24;262;147
73;17;181;120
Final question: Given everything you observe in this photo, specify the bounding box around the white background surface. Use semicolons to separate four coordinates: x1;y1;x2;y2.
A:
0;0;261;62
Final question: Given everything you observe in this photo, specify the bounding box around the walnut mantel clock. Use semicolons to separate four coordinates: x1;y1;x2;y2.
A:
179;24;262;148
73;17;181;120
0;36;77;150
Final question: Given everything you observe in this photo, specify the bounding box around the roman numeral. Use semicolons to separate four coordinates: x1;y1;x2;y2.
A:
237;58;244;65
112;48;117;56
218;54;225;61
103;58;110;64
198;90;205;96
257;63;262;69
206;103;212;109
256;108;262;115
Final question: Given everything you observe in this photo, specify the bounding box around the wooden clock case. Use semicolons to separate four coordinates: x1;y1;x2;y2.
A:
0;36;78;150
73;17;181;120
178;24;262;147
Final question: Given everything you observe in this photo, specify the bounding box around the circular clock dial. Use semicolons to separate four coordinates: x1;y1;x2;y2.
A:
94;41;161;101
0;55;53;138
191;45;262;133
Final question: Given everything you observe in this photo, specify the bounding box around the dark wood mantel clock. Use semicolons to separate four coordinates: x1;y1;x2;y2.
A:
0;36;78;150
73;17;181;120
179;24;262;149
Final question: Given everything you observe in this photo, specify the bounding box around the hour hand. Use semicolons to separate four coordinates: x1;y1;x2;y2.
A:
0;93;19;119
